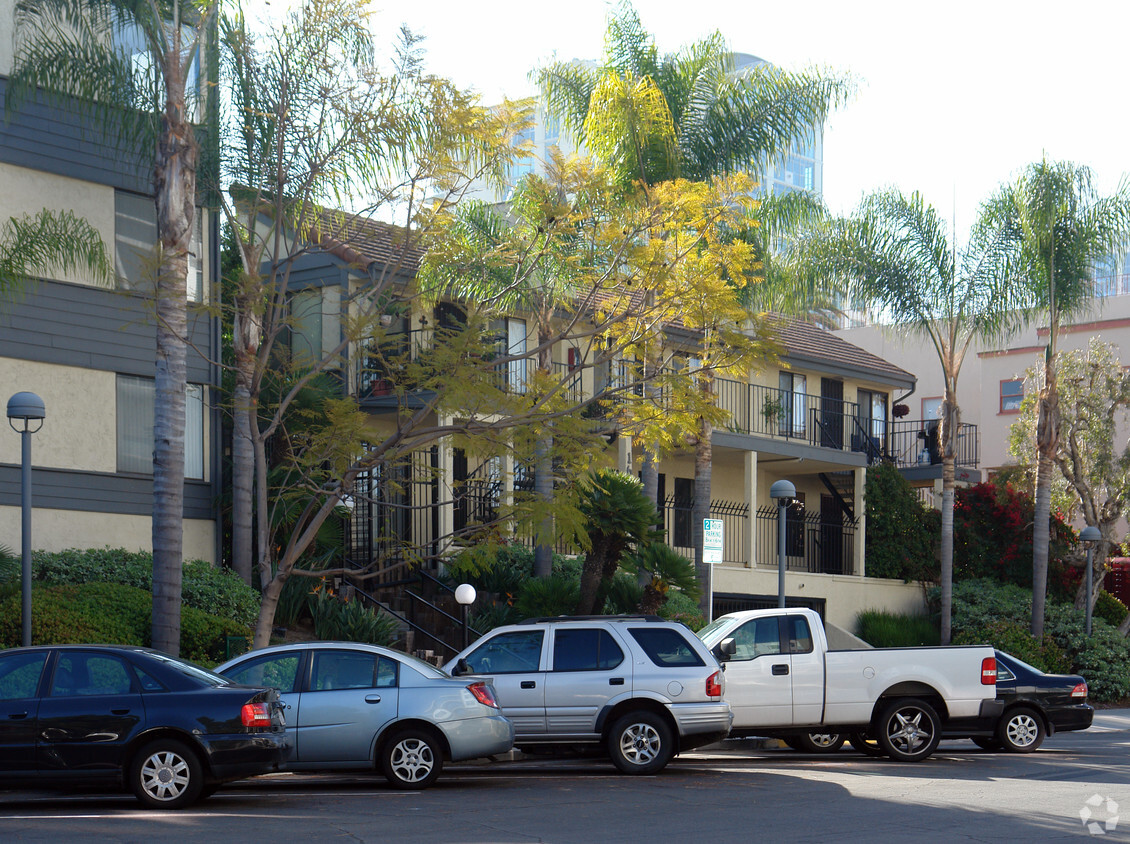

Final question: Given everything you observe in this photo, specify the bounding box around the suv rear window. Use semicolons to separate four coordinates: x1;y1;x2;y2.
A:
627;627;705;667
553;628;624;671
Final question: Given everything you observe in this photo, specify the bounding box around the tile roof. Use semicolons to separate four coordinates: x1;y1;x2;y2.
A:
769;316;915;388
309;211;424;274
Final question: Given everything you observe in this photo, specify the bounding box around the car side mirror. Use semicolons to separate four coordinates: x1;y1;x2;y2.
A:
714;637;736;662
451;657;471;677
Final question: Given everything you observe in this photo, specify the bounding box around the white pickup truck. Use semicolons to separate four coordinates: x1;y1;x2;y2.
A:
697;607;1002;762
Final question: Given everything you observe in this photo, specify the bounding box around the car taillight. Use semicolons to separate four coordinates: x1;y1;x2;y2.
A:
981;657;997;685
468;681;499;709
1071;682;1088;699
706;670;724;698
241;702;272;728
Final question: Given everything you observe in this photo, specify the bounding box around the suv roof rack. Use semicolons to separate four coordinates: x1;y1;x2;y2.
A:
518;615;666;624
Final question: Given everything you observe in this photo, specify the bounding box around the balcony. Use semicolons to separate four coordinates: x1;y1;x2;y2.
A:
887;419;979;470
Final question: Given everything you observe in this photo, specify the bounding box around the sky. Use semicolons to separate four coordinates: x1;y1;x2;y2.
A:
254;0;1130;241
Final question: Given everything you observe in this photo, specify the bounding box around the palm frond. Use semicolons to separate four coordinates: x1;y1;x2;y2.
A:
0;209;115;301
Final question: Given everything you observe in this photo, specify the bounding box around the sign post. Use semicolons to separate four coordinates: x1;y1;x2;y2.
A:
703;518;724;623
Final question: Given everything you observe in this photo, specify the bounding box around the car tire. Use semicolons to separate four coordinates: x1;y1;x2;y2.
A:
794;733;845;753
607;711;675;775
972;736;1002;751
380;727;444;789
875;698;941;762
848;732;885;757
130;739;204;809
997;706;1045;753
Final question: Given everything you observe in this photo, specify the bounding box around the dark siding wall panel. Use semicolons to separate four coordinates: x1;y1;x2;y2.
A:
0;77;151;193
0;465;213;519
0;280;213;382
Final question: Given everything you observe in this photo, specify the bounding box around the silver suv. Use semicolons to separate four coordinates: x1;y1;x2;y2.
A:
446;616;732;774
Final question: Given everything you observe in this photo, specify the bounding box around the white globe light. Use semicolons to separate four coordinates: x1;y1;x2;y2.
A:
455;583;477;606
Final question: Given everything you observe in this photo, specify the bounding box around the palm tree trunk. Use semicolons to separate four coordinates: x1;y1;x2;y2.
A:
533;332;554;578
231;332;256;585
938;393;959;645
150;61;197;657
692;370;714;618
1031;363;1059;639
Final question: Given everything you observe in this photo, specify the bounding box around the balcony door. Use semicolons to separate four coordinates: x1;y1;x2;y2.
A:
819;379;844;450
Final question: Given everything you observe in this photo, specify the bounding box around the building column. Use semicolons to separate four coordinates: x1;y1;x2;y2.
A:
617;435;633;474
437;414;455;555
854;465;866;577
744;451;758;568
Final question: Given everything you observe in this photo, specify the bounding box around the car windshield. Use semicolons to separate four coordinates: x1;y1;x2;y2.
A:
697;617;733;643
998;652;1044;676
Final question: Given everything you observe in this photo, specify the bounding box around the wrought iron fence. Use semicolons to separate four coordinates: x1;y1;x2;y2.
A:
888;419;979;468
755;506;856;575
663;497;749;565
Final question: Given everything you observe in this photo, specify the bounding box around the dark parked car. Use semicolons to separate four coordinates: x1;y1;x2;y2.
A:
973;650;1093;753
0;645;288;808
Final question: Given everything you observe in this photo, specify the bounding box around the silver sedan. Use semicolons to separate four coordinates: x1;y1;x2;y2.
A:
216;642;513;789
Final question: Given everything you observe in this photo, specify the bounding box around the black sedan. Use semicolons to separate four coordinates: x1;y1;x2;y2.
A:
0;645;288;808
973;650;1093;753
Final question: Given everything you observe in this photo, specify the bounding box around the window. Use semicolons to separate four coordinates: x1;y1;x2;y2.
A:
51;652;133;696
729;617;782;660
857;389;888;439
506;318;528;392
552;628;624;671
1001;379;1024;413
464;630;544;674
627;628;705;667
311;650;380;691
778;372;807;435
922;397;943;419
223;654;302;694
0;651;46;700
786;617;814;654
115;192;202;301
116;375;205;479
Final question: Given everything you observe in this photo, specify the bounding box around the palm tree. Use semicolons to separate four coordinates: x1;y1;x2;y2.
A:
10;0;217;655
0;209;113;301
535;1;849;606
985;161;1130;638
791;189;1022;643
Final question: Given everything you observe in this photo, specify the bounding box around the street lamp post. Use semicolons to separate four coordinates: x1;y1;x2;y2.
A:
454;583;477;649
8;392;45;647
1080;525;1102;636
769;479;796;610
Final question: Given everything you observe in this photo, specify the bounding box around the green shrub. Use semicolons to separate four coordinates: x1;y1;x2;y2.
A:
952;620;1070;674
658;589;705;631
273;574;322;628
947;578;1130;702
0;582;250;666
0;545;17;584
308;590;399;645
602;573;643;614
468;603;522;634
1094;590;1129;628
856;610;940;647
863;462;939;582
32;548;259;626
515;575;579;619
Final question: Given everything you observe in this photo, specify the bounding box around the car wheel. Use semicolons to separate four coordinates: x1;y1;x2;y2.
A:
848;732;886;757
794;733;845;753
130;739;204;809
607;711;675;775
380;728;444;789
972;736;1002;751
997;706;1045;753
875;698;941;762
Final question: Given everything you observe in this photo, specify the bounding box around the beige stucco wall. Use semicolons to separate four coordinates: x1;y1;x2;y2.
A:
0;506;217;563
0;0;14;77
0;162;116;288
0;357;117;473
713;564;926;633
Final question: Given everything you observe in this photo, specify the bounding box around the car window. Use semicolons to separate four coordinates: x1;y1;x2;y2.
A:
787;617;814;654
224;654;302;694
0;652;47;700
52;652;134;696
376;657;398;688
553;628;624;671
728;617;781;660
132;666;166;691
627;627;705;667
997;664;1016;682
311;651;379;691
463;630;544;674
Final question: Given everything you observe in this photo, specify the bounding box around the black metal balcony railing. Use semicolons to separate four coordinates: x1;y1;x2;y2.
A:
755;506;857;575
888;419;980;469
357;329;428;397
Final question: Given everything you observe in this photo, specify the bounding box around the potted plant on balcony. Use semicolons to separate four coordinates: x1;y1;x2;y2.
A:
762;395;786;427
